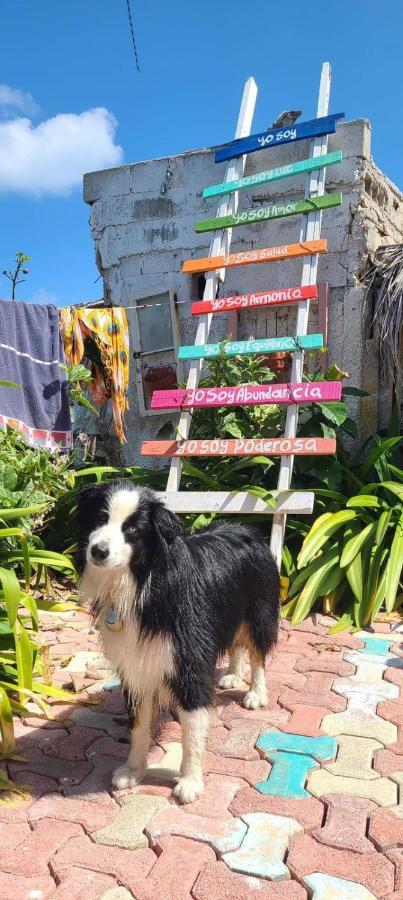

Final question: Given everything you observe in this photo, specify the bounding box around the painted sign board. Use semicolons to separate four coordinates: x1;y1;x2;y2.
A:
150;380;342;411
178;333;323;361
141;437;336;458
182;239;327;275
195;192;342;234
215;113;344;163
202;151;343;199
192;285;318;316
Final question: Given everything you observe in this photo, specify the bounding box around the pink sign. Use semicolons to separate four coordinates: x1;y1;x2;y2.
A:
151;380;342;411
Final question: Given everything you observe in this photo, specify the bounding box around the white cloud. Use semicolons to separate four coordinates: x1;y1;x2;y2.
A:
0;84;40;117
0;107;124;197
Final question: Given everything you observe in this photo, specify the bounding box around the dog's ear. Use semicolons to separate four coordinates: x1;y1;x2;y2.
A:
76;483;105;518
153;502;183;545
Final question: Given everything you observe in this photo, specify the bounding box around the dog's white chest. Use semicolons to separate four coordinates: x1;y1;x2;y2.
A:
99;617;174;698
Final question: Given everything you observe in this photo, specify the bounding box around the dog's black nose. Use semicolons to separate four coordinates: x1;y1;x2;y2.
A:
91;542;109;561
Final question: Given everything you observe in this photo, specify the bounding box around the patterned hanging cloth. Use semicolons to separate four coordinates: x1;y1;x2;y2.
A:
60;306;129;444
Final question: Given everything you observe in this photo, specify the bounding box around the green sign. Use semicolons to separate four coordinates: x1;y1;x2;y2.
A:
203;151;343;199
195;192;342;234
178;333;323;361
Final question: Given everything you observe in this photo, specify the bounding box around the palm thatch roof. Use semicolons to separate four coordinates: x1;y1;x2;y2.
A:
364;243;403;383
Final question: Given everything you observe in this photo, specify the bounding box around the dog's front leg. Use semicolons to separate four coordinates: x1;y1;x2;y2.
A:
112;694;154;789
173;707;212;804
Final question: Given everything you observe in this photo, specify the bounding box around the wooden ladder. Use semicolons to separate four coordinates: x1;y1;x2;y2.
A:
141;62;343;568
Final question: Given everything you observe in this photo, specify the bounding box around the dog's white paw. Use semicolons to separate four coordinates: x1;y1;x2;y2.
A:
111;763;145;790
173;776;204;804
218;673;245;690
243;689;267;710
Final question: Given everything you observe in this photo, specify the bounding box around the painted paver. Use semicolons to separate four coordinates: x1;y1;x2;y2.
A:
255;751;319;797
257;729;337;762
223;812;303;880
5;606;402;898
302;872;376;898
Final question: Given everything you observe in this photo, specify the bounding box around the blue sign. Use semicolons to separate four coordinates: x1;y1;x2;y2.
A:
214;113;345;163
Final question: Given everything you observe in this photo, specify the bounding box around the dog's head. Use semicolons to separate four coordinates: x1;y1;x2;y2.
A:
76;481;183;575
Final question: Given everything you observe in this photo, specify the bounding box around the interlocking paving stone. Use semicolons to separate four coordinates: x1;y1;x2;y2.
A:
368;806;403;850
324;735;382;779
9;754;93;787
345;650;403;670
379;700;403;727
255;751;319;798
373;747;403;776
100;889;133;900
203;751;270;785
193;861;308;899
146;805;247;854
287;833;395;896
360;636;392;655
302;872;376;899
50;866;117;900
0;818;82;876
279;686;346;713
385;847;403;892
322;711;397;744
220;699;290;727
223;812;303;880
132;836;216;900
307;768;398;805
43;725;100;760
257;729;337;762
93;793;169;849
331;679;399;711
230;786;324;829
69;707;127;736
28;792;118;832
314;795;376;853
295;657;354;677
0;872;59;900
182;773;246;819
50;834;156;891
279;705;329;736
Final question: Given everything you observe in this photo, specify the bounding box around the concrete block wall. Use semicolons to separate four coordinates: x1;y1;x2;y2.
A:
83;119;403;465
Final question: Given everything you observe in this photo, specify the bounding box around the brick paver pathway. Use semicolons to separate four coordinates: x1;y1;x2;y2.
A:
3;609;402;899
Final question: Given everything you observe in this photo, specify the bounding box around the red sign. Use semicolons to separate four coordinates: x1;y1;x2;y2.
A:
192;284;318;316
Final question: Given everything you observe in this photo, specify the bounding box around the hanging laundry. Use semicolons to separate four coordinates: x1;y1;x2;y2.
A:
0;299;71;449
60;306;129;444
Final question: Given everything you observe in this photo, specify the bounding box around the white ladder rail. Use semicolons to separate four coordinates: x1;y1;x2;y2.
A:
166;76;258;493
270;62;332;568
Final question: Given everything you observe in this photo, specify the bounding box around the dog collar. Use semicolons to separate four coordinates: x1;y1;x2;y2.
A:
104;607;123;632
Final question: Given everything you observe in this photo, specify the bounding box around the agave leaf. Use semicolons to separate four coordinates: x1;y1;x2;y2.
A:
340;522;377;568
0;686;15;756
375;509;393;546
328;612;354;633
0;567;21;628
291;553;339;625
359;436;402;479
379;481;403;503
297;510;357;570
289;546;338;598
13;620;33;694
385;513;403;612
0;504;49;521
346;495;382;509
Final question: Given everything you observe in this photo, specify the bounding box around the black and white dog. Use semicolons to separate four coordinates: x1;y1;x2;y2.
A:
77;482;279;803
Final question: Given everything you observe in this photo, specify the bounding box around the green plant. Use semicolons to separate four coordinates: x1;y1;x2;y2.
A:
2;251;31;299
285;433;403;629
61;362;99;418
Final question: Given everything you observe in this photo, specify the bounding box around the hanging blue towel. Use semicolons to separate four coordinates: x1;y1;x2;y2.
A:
0;299;71;449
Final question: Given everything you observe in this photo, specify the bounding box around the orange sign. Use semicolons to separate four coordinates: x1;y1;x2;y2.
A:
182;239;327;275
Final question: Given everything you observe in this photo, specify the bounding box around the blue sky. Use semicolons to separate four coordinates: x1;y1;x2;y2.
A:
1;0;402;307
